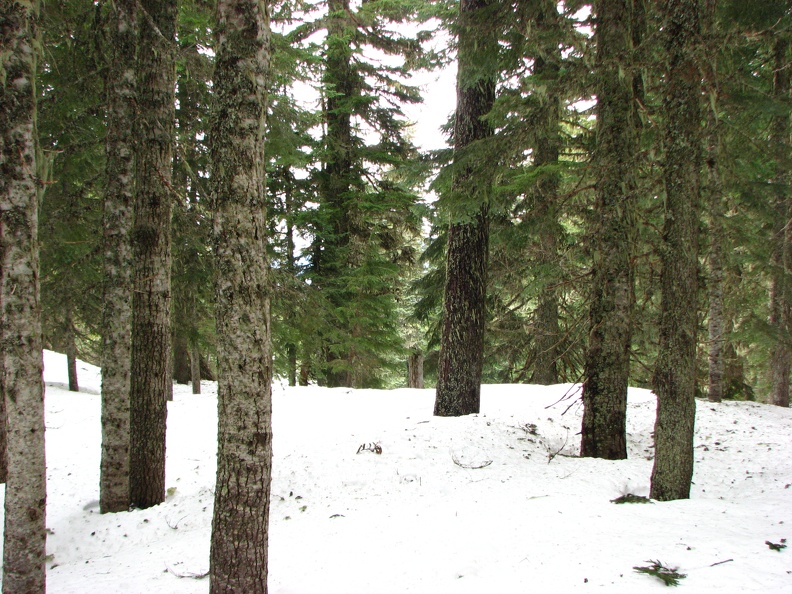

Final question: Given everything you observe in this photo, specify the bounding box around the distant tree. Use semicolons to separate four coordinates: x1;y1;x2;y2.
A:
650;0;703;501
208;0;273;591
434;0;497;416
129;0;178;509
703;0;726;403
100;0;136;514
768;34;791;408
0;1;47;591
580;0;639;460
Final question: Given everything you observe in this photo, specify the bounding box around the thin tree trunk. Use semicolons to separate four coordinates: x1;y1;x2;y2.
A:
407;352;425;389
65;307;79;392
650;0;702;501
190;338;201;395
0;2;47;591
704;0;725;404
173;333;191;384
100;0;136;514
769;36;791;408
530;0;562;386
580;0;637;460
129;0;178;510
209;0;273;591
434;0;497;417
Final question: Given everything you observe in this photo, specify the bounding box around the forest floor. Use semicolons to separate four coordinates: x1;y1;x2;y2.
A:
1;350;790;592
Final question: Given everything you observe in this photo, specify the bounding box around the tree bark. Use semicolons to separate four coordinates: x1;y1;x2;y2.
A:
434;0;497;417
407;351;425;389
704;0;725;404
100;0;136;514
530;0;562;386
129;0;178;509
173;333;191;384
65;306;79;392
209;1;273;592
650;0;702;501
580;0;637;460
190;338;201;394
0;2;47;591
769;36;791;408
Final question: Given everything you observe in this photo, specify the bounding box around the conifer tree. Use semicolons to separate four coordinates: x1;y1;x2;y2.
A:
768;34;791;408
298;0;426;388
129;0;179;509
209;0;273;590
580;0;638;460
0;1;47;591
650;0;703;501
434;0;497;416
100;0;136;514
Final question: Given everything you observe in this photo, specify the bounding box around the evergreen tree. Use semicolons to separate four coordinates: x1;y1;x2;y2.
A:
0;1;47;591
129;0;179;509
209;0;273;590
100;0;136;514
300;0;427;388
580;0;639;460
768;33;791;408
650;0;703;501
434;0;497;416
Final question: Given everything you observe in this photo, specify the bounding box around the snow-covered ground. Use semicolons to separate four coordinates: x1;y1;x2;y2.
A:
1;350;790;592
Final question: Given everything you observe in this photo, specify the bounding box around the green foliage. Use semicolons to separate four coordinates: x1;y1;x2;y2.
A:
610;494;652;504
633;560;687;587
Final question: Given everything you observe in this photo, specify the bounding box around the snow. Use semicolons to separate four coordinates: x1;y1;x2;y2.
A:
1;350;791;592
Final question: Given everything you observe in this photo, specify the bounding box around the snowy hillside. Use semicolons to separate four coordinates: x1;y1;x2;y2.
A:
1;350;790;592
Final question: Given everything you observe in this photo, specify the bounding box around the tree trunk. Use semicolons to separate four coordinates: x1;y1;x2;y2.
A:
100;0;136;514
65;307;79;392
769;36;791;408
190;338;201;395
434;0;497;417
129;0;178;510
704;0;725;404
0;2;47;591
530;0;562;386
580;0;637;460
407;352;425;389
650;0;702;501
173;333;191;384
209;1;273;592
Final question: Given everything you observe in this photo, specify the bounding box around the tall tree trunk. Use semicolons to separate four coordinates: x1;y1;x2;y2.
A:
769;36;791;408
100;0;136;514
650;0;702;501
530;0;562;386
209;1;273;592
190;338;201;395
704;0;725;404
318;0;356;388
407;351;425;389
0;2;47;591
129;0;178;509
434;0;497;416
580;0;637;460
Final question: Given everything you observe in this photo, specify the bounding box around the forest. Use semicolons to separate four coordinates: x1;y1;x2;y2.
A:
1;0;792;592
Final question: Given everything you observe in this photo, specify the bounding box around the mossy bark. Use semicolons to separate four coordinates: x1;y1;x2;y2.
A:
769;36;791;409
434;0;496;417
129;0;178;509
580;0;637;460
650;0;702;501
0;1;47;591
209;0;273;591
530;0;563;386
